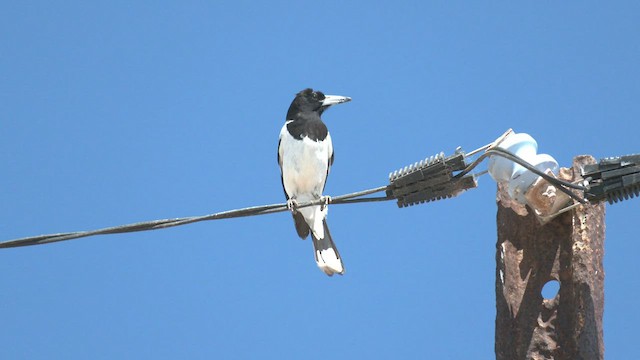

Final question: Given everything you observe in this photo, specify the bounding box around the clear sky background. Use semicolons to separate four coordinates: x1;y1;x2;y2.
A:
1;2;639;359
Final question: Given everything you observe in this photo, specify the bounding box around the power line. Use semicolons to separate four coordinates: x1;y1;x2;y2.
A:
1;144;633;250
0;185;392;249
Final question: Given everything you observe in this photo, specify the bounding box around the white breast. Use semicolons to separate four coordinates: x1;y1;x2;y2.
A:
279;123;333;201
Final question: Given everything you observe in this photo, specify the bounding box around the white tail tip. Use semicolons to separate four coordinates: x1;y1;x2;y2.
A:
316;248;344;276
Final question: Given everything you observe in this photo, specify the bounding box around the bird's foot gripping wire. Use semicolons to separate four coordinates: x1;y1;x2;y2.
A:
286;198;299;214
320;195;332;211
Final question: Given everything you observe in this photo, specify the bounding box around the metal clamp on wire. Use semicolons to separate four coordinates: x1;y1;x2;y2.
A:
387;148;478;208
582;154;640;204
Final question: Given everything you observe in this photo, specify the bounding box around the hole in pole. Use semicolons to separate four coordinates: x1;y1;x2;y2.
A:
541;280;560;299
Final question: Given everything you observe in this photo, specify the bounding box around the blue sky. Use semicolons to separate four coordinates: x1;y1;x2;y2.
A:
1;2;639;359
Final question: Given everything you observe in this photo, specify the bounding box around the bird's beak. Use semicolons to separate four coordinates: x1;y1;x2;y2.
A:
322;95;352;107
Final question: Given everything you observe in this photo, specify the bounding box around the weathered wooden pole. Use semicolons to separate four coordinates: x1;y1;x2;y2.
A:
495;156;605;360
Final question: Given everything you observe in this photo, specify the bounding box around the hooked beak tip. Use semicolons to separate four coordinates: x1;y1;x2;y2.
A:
322;95;352;107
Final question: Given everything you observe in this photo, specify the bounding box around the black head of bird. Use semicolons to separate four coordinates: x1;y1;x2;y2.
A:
286;88;351;120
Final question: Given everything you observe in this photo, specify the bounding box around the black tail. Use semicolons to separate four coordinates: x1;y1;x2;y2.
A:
310;219;345;276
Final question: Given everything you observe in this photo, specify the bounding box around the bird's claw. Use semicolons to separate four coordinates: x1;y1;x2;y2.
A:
287;199;299;213
320;195;332;211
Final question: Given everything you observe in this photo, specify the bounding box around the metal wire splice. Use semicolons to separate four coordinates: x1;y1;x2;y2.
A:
583;154;640;204
387;148;478;208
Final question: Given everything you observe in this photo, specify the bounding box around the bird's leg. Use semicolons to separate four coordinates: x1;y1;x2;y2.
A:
320;195;332;211
286;198;299;214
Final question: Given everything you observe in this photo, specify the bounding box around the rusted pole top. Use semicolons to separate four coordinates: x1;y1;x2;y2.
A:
495;156;605;360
